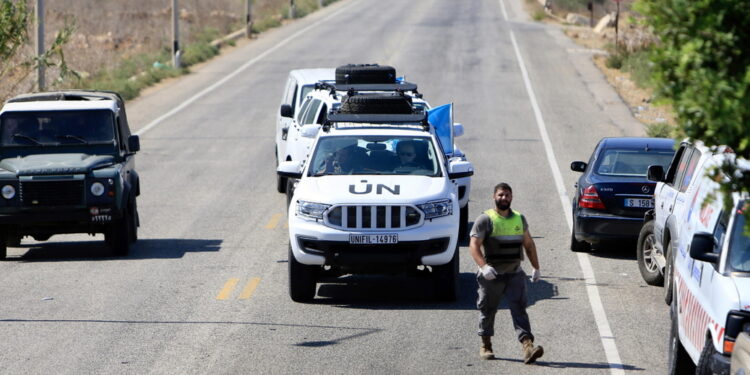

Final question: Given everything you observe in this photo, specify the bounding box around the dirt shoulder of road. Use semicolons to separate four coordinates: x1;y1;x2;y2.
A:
522;1;677;131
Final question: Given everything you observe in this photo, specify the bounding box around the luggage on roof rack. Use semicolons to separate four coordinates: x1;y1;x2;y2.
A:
339;93;414;115
335;64;396;85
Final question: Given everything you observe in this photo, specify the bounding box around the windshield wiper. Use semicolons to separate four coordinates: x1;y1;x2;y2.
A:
12;133;41;145
56;134;88;144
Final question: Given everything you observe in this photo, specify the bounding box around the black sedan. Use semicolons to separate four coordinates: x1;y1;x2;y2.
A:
570;137;675;251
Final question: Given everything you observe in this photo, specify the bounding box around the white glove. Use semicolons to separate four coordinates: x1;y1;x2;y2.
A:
479;264;498;280
531;268;541;282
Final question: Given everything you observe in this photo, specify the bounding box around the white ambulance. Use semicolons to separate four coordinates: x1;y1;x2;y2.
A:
666;151;750;375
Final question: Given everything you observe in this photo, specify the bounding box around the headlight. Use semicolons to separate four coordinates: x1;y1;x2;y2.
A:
90;182;105;196
1;185;15;199
418;199;453;219
297;200;331;220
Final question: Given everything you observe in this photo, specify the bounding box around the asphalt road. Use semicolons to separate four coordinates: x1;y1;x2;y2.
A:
0;0;670;373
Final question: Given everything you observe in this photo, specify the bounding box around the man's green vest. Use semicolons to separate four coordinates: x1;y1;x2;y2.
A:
483;209;524;265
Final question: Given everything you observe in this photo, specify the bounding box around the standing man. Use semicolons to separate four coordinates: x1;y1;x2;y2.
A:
469;182;544;364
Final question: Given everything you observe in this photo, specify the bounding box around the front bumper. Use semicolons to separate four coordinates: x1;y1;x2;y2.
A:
289;213;458;266
574;209;644;243
0;205;121;235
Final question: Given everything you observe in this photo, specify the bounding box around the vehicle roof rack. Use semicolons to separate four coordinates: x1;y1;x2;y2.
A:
7;90;124;104
324;112;429;132
314;81;421;98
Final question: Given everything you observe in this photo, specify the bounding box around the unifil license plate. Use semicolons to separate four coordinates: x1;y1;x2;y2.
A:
624;198;654;208
349;234;398;244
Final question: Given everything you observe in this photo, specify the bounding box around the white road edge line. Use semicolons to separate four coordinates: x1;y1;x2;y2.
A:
499;0;625;373
135;1;355;137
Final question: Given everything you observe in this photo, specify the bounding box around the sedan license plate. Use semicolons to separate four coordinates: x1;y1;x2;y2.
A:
349;234;398;244
624;198;654;208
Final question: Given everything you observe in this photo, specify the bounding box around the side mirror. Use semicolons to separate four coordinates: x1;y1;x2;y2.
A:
277;160;303;179
570;161;587;172
453;123;464;137
647;165;665;182
280;104;293;118
448;160;474;179
689;232;719;263
299;124;320;138
128;135;140;152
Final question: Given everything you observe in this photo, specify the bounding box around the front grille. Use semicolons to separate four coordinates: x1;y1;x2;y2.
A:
20;180;85;207
325;205;423;230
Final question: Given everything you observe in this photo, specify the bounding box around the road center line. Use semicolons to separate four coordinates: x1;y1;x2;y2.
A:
265;213;283;229
216;278;240;300
239;277;262;300
499;0;624;373
135;0;355;137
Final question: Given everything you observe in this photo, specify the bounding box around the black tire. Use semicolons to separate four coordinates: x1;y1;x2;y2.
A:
433;246;459;301
288;245;317;302
335;64;396;84
668;294;696;374
106;201;135;256
637;221;664;285
5;236;21;247
286;179;295;208
696;336;716;375
664;240;675;306
459;205;469;240
129;199;139;244
0;233;6;260
570;228;591;252
276;147;287;194
339;94;413;114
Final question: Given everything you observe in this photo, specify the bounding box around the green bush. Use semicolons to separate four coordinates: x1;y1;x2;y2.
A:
645;122;673;138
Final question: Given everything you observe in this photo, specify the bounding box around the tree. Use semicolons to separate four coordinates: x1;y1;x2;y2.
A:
636;0;750;222
0;0;76;96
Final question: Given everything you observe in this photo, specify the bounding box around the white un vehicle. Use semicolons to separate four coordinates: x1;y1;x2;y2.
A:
277;93;473;302
647;144;750;374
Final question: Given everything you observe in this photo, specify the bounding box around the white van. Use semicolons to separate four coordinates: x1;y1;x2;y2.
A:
663;151;750;374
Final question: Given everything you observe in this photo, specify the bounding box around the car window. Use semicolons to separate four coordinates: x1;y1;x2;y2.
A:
296;99;313;124
302;99;321;125
727;202;750;272
679;149;702;192
1;110;116;146
665;145;688;185
309;135;441;177
594;149;674;177
298;85;315;106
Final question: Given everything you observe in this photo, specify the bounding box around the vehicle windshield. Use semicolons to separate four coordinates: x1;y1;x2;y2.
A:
309;135;441;177
727;201;750;272
0;110;116;146
595;148;674;177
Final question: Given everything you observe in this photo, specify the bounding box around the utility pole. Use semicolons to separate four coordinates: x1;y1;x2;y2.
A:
289;0;295;19
245;0;253;38
318;0;323;8
172;0;181;68
36;0;45;91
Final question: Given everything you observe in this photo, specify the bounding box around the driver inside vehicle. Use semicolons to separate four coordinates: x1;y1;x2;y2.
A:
396;141;419;167
324;145;365;174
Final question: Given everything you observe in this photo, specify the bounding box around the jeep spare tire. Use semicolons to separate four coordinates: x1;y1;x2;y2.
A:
339;94;413;114
335;64;396;84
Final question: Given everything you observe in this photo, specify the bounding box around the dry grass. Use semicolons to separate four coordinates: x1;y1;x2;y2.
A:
1;0;327;102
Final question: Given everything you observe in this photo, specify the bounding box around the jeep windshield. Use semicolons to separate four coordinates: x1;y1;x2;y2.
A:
0;110;116;147
727;201;750;272
309;135;442;177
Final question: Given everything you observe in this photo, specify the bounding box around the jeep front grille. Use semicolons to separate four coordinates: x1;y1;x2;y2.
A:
20;180;85;207
325;205;423;230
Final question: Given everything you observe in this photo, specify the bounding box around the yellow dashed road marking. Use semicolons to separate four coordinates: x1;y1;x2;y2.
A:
265;213;283;229
238;277;261;300
216;278;240;300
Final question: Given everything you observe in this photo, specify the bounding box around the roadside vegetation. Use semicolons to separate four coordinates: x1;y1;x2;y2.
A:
537;0;750;227
0;0;338;102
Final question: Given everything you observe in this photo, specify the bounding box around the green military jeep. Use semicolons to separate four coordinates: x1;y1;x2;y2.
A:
0;90;141;258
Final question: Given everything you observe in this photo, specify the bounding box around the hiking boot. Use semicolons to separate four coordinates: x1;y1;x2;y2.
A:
522;338;544;364
480;336;494;360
